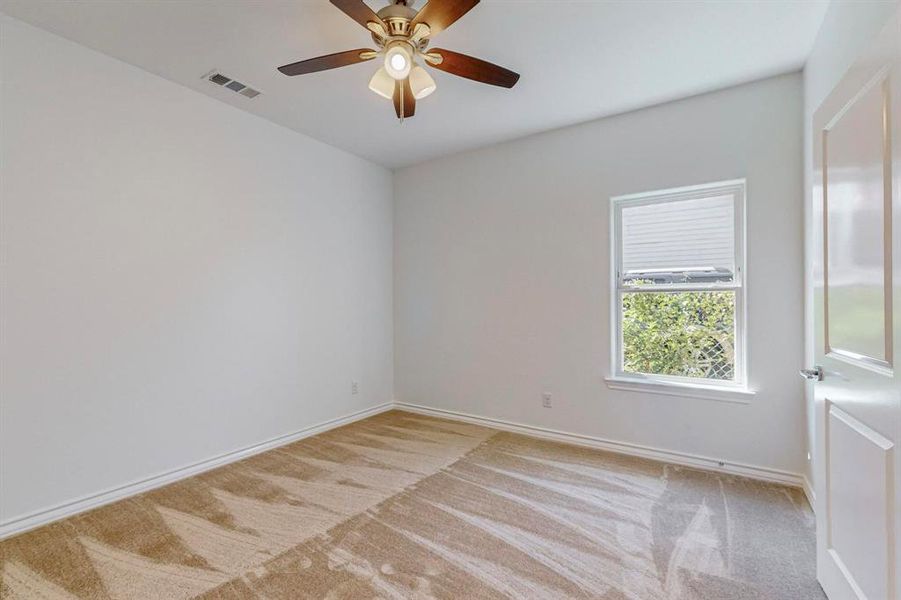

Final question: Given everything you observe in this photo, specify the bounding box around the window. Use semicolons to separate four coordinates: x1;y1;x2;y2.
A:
609;180;748;396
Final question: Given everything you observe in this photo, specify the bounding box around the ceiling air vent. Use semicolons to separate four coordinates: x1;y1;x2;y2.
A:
202;70;262;100
209;73;230;86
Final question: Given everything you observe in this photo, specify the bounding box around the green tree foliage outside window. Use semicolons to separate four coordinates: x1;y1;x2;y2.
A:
622;290;735;380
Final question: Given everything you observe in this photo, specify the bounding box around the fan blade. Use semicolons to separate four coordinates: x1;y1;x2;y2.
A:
393;79;416;118
278;49;375;76
410;0;479;38
330;0;387;32
428;49;520;88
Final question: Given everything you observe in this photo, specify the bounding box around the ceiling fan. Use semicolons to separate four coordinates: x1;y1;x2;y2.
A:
277;0;520;121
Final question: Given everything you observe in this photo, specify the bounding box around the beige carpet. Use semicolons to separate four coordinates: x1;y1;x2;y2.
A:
0;410;823;599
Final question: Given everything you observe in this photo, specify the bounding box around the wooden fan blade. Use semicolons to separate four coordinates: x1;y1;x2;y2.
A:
392;79;416;118
278;49;375;76
428;49;520;88
330;0;387;32
410;0;479;38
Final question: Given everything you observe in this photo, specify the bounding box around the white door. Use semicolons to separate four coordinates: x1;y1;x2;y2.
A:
811;7;901;600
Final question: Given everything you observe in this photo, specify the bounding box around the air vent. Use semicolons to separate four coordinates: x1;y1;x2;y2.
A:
202;70;262;100
209;73;230;86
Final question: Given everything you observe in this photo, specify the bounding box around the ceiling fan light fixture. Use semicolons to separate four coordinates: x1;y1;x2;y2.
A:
277;0;521;119
368;67;395;99
409;64;436;99
384;44;412;80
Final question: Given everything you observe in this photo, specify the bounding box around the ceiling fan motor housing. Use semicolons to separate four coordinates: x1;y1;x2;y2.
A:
376;2;417;39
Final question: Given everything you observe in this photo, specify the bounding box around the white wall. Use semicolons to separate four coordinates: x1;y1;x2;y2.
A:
802;0;899;490
395;73;806;475
0;16;394;526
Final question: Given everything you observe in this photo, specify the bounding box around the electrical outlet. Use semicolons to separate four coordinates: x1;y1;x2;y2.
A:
542;392;552;408
351;381;359;395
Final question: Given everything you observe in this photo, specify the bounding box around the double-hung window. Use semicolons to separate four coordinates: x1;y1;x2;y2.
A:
609;180;748;396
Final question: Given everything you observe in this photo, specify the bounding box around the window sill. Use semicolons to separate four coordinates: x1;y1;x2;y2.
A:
604;376;755;404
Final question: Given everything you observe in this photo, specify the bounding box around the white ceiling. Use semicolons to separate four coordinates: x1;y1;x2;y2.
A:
1;0;828;169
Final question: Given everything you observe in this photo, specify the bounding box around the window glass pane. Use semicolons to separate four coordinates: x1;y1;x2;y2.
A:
621;195;734;285
622;290;735;381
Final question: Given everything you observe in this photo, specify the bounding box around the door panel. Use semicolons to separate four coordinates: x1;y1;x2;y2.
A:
826;403;893;600
824;72;891;367
812;7;900;600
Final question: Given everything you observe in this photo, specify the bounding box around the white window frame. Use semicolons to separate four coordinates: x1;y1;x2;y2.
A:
606;179;753;403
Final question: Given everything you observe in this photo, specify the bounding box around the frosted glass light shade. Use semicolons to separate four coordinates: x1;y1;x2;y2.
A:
384;46;412;80
368;67;395;99
409;65;436;99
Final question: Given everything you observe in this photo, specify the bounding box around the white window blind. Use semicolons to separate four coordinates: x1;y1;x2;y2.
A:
621;194;735;276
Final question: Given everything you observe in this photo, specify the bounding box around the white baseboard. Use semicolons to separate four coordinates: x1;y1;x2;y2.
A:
2;400;808;540
802;475;816;512
0;402;393;540
394;402;806;489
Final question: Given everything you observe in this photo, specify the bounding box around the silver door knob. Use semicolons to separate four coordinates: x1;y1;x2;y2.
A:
799;366;823;381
